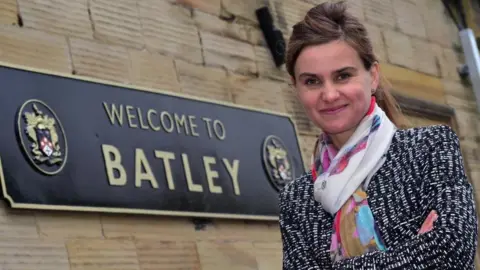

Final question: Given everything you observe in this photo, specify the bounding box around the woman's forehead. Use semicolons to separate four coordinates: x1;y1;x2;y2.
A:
295;40;362;75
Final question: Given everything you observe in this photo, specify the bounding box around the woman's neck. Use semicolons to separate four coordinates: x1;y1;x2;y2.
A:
330;129;355;150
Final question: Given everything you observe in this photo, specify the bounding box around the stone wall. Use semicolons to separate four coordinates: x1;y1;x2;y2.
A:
0;0;478;269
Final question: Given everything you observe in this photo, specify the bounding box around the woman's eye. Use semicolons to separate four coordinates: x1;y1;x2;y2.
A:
337;73;351;81
305;78;319;85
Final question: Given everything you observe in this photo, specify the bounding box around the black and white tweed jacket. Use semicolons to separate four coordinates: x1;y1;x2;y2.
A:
279;125;478;269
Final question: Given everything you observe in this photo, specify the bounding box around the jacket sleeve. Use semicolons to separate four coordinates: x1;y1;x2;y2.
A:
332;126;478;270
279;182;322;270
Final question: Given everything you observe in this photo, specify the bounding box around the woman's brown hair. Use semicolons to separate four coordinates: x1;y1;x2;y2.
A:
286;1;407;128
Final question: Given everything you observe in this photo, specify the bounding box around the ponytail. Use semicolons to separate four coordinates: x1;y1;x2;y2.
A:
374;75;409;129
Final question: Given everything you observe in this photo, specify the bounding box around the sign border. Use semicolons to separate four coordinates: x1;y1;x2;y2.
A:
0;60;305;221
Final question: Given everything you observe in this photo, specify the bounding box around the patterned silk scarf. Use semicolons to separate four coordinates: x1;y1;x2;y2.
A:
311;97;396;261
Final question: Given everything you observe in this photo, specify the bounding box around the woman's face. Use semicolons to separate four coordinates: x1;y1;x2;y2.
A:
293;40;379;137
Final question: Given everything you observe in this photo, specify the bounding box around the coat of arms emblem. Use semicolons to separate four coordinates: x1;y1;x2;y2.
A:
262;135;294;191
17;100;67;175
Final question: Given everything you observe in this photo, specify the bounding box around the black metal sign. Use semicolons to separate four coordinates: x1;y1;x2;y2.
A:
0;63;304;220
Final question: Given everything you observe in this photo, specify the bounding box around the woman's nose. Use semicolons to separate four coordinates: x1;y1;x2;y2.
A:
321;83;340;103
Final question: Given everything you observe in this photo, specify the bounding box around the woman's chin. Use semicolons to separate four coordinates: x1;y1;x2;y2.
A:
319;123;355;135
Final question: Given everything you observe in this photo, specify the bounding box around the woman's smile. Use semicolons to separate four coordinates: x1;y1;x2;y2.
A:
319;104;348;115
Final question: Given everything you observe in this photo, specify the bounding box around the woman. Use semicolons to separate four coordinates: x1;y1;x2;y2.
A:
279;1;478;269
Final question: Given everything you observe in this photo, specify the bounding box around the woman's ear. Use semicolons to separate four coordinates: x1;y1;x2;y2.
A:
369;62;380;90
290;76;298;96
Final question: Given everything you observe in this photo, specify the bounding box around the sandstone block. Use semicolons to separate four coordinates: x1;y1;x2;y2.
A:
383;29;416;70
17;0;92;39
196;219;280;242
90;0;144;48
299;0;325;4
411;37;439;76
136;240;200;270
177;0;221;16
197;241;258;270
463;156;480;188
476;253;480;270
69;37;130;83
0;238;69;270
229;75;287;113
67;238;140;270
364;23;387;62
193;10;249;42
201;31;257;74
254;242;283;270
245;221;281;241
0;0;18;25
271;0;314;34
35;212;103;239
348;0;365;21
445;92;477;112
101;214;196;240
175;59;231;101
363;0;396;28
442;79;473;101
405;114;449;128
0;25;71;73
0;202;38;239
459;139;480;169
393;0;426;38
442;80;479;124
247;26;266;46
469;169;480;187
129;49;181;93
195;220;248;241
418;0;460;48
139;0;203;64
247;25;287;48
380;63;446;104
221;0;266;23
432;43;449;79
454;109;479;140
255;45;289;81
442;48;462;81
477;115;480;140
203;50;257;75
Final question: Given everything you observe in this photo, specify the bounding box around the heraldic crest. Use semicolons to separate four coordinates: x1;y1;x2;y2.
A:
262;135;294;191
17;100;67;175
24;103;63;164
